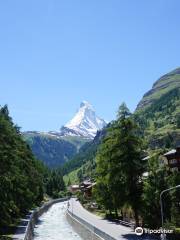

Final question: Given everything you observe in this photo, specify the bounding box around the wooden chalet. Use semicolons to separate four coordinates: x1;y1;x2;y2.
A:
80;180;96;198
164;147;180;171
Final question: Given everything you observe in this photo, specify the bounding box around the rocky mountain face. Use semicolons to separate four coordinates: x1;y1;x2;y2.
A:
61;101;107;139
23;101;106;167
135;67;180;149
136;67;180;111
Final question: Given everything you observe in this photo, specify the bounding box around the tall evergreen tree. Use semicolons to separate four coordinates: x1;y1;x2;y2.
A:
95;103;144;225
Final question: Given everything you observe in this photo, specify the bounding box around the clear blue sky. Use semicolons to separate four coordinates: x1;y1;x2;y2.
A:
0;0;180;131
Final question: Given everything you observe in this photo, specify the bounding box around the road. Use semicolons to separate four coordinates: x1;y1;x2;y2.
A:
69;198;156;240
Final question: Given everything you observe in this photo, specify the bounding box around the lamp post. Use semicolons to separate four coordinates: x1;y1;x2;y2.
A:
160;185;180;239
160;184;180;227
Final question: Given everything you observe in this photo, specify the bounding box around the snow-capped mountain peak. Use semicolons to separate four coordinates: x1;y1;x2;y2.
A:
61;101;107;138
80;100;93;109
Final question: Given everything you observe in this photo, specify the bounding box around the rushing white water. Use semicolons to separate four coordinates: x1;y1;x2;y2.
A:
33;201;83;240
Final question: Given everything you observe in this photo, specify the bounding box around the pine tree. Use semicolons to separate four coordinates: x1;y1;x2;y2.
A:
95;103;144;225
46;170;65;198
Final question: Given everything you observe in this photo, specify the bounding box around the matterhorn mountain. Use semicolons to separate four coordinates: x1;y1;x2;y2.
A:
23;101;106;167
60;101;107;139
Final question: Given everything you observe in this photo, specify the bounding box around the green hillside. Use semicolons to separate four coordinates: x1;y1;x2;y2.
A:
135;88;180;149
62;126;108;181
136;67;180;110
23;132;89;168
63;67;180;183
135;67;180;149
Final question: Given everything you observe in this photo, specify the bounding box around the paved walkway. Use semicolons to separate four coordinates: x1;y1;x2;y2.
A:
12;212;32;240
69;198;156;240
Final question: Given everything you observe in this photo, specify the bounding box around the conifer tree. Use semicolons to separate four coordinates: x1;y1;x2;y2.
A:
95;103;144;225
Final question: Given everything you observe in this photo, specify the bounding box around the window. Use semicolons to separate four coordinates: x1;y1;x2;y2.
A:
169;159;177;164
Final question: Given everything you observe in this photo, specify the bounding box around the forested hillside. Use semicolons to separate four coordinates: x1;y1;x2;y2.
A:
0;106;66;232
94;103;180;229
135;68;180;149
62;127;107;176
23;133;89;168
63;67;180;183
0;105;44;229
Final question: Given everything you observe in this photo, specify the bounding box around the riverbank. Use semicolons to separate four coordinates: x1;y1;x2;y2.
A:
12;198;69;240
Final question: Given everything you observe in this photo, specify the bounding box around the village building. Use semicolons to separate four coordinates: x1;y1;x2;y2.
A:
69;184;80;193
69;179;96;198
79;180;96;198
164;146;180;172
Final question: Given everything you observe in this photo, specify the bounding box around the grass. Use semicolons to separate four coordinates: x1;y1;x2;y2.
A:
63;167;80;185
138;74;180;110
175;228;180;233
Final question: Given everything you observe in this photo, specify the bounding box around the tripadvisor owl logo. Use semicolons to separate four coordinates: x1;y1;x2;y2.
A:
135;227;174;236
135;227;144;236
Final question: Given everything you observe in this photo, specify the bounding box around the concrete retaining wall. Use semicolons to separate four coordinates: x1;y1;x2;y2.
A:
14;198;117;240
13;197;69;240
66;210;116;240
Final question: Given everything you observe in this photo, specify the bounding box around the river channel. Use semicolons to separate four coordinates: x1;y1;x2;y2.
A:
33;201;83;240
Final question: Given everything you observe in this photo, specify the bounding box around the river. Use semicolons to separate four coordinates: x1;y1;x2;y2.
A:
33;201;83;240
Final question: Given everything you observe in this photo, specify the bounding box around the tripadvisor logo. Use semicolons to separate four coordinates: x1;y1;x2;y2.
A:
135;227;143;236
135;227;174;236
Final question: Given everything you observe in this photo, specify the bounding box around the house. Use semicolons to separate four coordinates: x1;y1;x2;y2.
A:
84;182;96;198
79;180;96;198
69;184;80;193
164;147;180;172
79;179;92;189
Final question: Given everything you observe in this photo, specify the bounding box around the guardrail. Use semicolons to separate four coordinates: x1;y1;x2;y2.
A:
67;209;117;240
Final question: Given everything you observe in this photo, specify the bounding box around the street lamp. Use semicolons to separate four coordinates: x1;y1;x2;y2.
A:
160;184;180;228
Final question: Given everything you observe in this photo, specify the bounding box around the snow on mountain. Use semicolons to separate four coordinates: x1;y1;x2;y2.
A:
24;101;107;140
60;101;107;139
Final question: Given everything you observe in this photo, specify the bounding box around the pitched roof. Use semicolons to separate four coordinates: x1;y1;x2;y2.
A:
164;149;176;156
142;156;150;161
